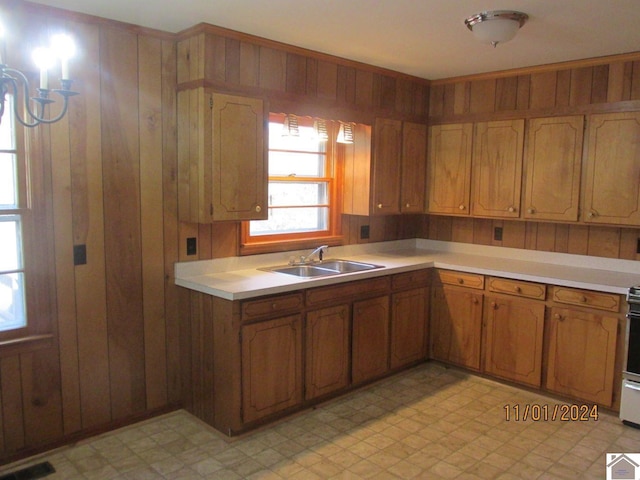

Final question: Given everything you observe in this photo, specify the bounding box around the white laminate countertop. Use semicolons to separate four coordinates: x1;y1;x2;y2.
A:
174;239;640;300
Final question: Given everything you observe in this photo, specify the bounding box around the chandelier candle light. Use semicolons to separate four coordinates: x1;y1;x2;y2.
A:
0;24;78;127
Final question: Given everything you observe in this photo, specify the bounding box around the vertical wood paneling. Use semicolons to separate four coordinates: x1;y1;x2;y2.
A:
161;37;182;406
21;349;62;446
607;62;626;102
224;38;241;85
205;34;226;83
377;75;396;111
529;71;557;109
305;58;318;96
286;53;307;95
139;36;168;410
239;42;260;87
631;61;640;99
516;75;530;110
259;47;286;91
355;70;374;108
570;67;593;106
1;357;24;452
591;65;609;103
316;61;337;100
495;77;518;111
587;227;620;258
555;70;571;106
49;39;82;433
337;65;356;105
68;20;111;431
469;79;495;113
100;27;146;418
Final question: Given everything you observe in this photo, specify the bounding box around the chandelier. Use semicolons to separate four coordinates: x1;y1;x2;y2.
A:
0;29;78;128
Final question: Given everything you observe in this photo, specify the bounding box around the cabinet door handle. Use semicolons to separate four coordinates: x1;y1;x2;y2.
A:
514;286;522;293
587;211;597;219
255;205;262;213
490;301;497;309
405;202;411;208
377;203;383;209
580;296;588;303
458;278;464;285
527;208;535;214
459;204;466;210
473;297;479;304
554;313;562;320
507;206;516;213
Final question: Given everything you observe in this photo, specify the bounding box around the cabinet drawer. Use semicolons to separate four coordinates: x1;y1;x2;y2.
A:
241;293;304;321
392;269;430;291
488;277;546;300
436;270;484;289
307;277;390;307
552;287;620;313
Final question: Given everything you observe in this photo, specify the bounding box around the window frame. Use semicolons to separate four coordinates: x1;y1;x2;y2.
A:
241;114;344;255
0;94;55;353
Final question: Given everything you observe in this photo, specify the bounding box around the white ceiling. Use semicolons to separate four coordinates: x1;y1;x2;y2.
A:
28;0;640;80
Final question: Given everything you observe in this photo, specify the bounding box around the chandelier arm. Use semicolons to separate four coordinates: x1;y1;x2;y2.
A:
2;75;42;127
3;68;46;127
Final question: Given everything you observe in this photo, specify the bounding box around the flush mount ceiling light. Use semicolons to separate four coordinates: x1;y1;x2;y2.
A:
465;10;528;47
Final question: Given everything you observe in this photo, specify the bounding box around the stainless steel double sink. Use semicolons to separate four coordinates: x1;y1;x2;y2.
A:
261;259;384;278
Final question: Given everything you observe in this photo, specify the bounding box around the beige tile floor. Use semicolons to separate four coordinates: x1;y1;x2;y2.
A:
2;363;640;479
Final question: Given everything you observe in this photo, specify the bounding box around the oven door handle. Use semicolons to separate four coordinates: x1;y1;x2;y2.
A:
624;380;640;392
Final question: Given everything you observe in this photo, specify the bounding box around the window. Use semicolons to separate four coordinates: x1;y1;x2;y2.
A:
0;95;27;333
242;113;344;252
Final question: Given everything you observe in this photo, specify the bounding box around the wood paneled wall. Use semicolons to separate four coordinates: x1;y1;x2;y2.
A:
0;2;430;463
0;2;181;462
427;56;640;261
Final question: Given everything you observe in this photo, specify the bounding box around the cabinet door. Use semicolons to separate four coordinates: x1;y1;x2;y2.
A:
371;118;402;215
471;119;524;218
430;285;483;370
400;122;427;213
583;112;640;225
427;123;473;215
523;116;584;221
483;296;545;387
241;315;302;423
546;307;618;406
212;93;267;221
390;288;428;369
305;305;350;400
352;296;390;384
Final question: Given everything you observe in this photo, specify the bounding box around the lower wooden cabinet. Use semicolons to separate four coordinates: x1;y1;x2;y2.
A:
241;315;303;423
483;295;545;387
305;305;350;400
390;287;429;369
430;285;483;370
352;296;390;384
546;307;618;406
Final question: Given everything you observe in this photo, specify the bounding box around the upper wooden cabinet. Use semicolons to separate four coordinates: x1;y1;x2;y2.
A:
400;122;428;213
371;118;403;215
177;89;267;223
523;116;584;222
352;118;426;215
426;123;473;215
583;112;640;226
471;119;525;218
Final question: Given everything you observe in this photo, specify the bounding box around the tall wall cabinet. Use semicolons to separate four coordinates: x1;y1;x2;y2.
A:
177;89;268;222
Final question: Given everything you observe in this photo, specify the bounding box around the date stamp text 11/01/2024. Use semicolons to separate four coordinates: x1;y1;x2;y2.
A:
504;403;599;422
